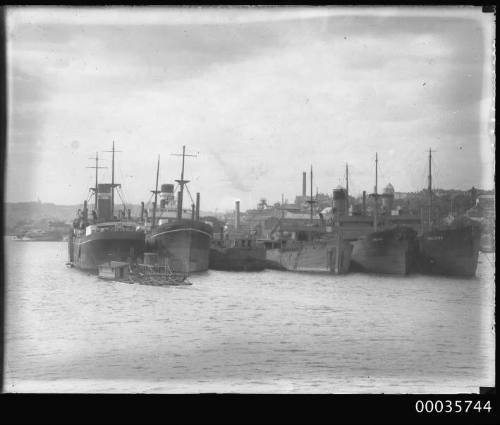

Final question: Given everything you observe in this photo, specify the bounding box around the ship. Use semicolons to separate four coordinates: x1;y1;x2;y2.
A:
350;226;418;275
261;166;352;274
348;154;419;275
208;202;267;271
67;143;145;272
415;149;481;277
144;147;213;274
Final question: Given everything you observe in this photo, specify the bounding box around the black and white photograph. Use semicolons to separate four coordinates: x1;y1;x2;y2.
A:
2;6;495;396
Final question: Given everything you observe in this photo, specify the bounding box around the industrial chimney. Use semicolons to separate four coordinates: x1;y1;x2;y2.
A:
302;172;307;197
235;200;241;232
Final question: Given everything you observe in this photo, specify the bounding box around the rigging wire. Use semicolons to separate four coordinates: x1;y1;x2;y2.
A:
184;184;195;208
116;186;127;211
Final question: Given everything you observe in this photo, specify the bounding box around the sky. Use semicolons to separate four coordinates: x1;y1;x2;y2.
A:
5;7;495;212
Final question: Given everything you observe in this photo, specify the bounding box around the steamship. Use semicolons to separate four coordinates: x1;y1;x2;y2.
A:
415;149;481;277
208;203;267;272
262;167;353;274
68;145;145;272
347;155;419;275
144;147;213;274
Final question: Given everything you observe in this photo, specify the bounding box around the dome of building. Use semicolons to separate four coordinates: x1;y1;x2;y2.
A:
384;183;395;194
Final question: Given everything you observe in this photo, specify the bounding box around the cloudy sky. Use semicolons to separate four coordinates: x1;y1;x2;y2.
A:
5;7;495;211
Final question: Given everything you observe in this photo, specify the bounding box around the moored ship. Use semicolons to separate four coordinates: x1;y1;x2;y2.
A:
144;147;212;274
68;144;145;272
208;202;267;271
348;154;418;275
416;149;481;277
261;167;352;274
263;229;353;274
350;226;417;275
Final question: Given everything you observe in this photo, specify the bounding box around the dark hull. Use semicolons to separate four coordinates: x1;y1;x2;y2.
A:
146;220;212;274
68;231;145;272
265;239;353;274
350;227;417;275
209;246;267;271
416;226;481;277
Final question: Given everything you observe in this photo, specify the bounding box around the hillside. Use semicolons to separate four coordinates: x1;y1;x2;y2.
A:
3;202;218;235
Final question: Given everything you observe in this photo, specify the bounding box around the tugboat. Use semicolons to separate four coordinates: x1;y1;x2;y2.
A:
144;146;213;274
262;166;353;274
67;143;145;272
416;149;481;277
208;201;267;271
350;153;418;275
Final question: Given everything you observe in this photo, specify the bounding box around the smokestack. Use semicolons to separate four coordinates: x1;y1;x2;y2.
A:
140;202;145;221
235;201;240;232
191;204;195;220
127;209;131;220
333;188;347;217
362;191;367;215
195;193;200;220
302;172;307;197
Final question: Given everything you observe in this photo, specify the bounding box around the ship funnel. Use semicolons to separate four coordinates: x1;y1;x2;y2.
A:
333;187;347;217
235;200;241;232
382;183;395;215
302;172;307;197
97;183;113;221
160;183;174;209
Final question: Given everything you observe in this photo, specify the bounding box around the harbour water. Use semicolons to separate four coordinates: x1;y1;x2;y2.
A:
4;238;495;393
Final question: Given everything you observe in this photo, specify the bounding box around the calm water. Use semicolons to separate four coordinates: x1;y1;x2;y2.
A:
4;238;495;393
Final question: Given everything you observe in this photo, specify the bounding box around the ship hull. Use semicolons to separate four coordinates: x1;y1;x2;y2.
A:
68;231;145;272
350;227;417;275
146;220;212;274
265;239;353;274
416;226;481;277
209;246;267;271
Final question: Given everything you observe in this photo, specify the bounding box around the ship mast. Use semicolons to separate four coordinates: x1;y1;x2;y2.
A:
151;156;160;230
172;145;197;220
103;141;122;219
345;162;349;215
86;152;106;217
428;147;433;227
305;165;316;223
373;153;379;231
